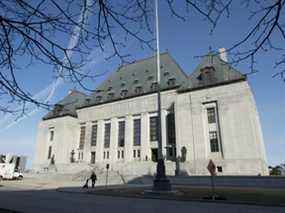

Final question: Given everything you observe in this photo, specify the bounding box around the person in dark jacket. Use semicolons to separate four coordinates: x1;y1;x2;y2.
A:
82;178;89;189
90;172;97;188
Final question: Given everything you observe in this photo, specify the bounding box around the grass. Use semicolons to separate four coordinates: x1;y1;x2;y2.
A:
89;185;285;206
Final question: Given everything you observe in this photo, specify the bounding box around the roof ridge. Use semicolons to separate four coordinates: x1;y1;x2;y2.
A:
118;52;169;71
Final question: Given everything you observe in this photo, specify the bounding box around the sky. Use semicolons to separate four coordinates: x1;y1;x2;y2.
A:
0;1;284;168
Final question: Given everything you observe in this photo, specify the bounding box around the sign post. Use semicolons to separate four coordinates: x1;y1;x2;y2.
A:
105;164;109;188
207;159;216;200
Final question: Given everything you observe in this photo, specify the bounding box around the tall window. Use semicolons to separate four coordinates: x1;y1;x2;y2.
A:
209;131;219;152
104;123;111;148
47;146;52;159
90;152;96;164
207;107;216;124
79;126;86;149
150;116;158;141
49;130;54;141
133;119;141;146
91;124;97;146
118;121;125;147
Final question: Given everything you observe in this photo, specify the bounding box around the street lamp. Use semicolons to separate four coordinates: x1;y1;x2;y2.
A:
152;0;171;191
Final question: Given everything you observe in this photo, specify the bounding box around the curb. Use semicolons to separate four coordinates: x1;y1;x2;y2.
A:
56;186;285;208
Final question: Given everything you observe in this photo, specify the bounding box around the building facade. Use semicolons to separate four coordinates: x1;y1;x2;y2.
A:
33;52;268;175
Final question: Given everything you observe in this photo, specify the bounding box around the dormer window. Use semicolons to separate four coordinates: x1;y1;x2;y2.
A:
199;66;216;82
135;86;143;94
96;96;102;102
164;71;169;76
54;104;63;114
85;98;91;105
167;78;176;86
108;92;114;100
107;87;112;91
121;82;126;87
133;79;139;84
148;76;154;81
150;82;158;91
120;89;128;97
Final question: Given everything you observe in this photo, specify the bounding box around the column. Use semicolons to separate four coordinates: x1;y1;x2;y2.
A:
110;117;118;163
83;121;92;163
161;110;168;157
125;115;133;162
141;112;150;161
96;120;104;162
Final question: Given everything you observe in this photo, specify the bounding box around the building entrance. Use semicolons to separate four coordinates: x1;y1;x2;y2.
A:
151;148;158;162
90;152;96;164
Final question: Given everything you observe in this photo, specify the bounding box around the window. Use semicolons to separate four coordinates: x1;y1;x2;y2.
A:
90;152;96;164
103;151;106;159
85;98;91;105
209;131;219;152
108;92;114;100
167;78;176;86
167;113;176;145
118;121;125;147
79;126;86;150
47;146;52;159
135;86;143;94
217;166;223;172
107;151;109;159
133;150;136;158
164;71;169;76
150;82;158;91
133;79;139;84
118;150;120;159
49;130;54;141
96;96;102;102
121;150;124;159
137;150;141;158
207;108;216;124
104;123;111;148
150;116;159;141
200;66;216;82
148;75;154;81
91;124;97;146
120;89;128;97
133;119;141;146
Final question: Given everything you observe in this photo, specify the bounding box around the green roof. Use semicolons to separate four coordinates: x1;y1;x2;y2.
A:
179;52;246;91
43;90;87;120
82;52;189;107
43;52;246;120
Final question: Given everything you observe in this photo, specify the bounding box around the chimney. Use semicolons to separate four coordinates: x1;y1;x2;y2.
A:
218;48;228;62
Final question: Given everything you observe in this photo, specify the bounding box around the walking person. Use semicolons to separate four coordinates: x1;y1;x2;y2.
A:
90;171;97;188
82;178;89;189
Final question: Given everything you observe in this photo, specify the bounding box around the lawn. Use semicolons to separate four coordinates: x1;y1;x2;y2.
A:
89;185;285;206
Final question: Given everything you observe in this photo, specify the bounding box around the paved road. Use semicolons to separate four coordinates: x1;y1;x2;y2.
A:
1;185;285;213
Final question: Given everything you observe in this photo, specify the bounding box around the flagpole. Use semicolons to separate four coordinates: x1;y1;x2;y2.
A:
153;0;171;191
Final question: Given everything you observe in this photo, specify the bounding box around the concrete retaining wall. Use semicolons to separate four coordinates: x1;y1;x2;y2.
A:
169;176;285;189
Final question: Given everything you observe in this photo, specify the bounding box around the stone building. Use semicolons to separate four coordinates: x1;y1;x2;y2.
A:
33;52;268;175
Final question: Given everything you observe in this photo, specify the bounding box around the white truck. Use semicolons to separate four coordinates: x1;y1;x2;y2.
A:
0;154;26;180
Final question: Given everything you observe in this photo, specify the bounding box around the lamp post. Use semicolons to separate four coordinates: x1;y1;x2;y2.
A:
152;0;171;191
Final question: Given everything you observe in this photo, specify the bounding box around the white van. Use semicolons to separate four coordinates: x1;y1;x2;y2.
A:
0;154;26;180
